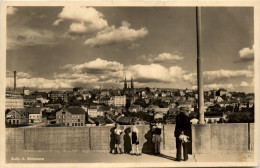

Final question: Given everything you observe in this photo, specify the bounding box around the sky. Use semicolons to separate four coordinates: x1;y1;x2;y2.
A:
6;6;254;92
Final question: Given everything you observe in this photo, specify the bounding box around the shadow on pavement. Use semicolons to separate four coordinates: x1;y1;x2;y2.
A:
144;153;177;161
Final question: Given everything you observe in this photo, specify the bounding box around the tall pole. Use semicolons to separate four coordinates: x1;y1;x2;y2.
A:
14;70;16;91
196;7;205;124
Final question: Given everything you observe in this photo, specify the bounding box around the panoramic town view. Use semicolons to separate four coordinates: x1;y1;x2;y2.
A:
4;5;256;165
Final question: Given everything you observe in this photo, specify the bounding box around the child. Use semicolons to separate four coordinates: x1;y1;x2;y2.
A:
131;123;142;156
114;123;126;154
152;121;162;155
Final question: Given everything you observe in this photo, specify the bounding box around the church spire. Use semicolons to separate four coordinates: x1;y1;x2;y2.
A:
124;77;127;89
131;77;134;89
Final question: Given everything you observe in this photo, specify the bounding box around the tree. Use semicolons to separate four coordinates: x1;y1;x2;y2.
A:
134;98;147;108
145;87;151;93
152;99;168;108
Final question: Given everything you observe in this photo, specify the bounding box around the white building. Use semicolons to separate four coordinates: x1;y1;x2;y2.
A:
6;91;24;109
114;95;126;107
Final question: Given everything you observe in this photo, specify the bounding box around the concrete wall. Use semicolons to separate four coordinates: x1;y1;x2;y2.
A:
192;123;253;154
6;123;254;154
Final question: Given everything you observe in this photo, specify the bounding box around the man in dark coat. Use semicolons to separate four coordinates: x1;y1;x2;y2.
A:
174;107;191;161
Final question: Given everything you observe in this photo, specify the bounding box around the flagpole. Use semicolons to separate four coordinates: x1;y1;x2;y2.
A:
196;7;205;124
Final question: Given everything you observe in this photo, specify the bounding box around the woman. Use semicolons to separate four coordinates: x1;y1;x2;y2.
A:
174;108;191;161
152;121;162;155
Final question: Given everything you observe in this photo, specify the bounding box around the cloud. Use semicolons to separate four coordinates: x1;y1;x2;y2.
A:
60;58;124;84
152;53;183;63
126;64;185;83
53;6;108;35
54;7;148;46
140;52;183;64
84;21;148;47
6;58;188;89
184;69;253;85
7;7;18;15
66;58;124;74
53;19;63;26
239;45;254;61
7;28;58;50
192;83;235;90
240;81;250;87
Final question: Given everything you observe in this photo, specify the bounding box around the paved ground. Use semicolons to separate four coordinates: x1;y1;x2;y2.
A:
6;151;254;164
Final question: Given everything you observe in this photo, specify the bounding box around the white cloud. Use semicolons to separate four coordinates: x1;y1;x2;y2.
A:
53;19;63;26
126;64;185;83
239;45;254;61
152;53;183;63
204;69;253;80
70;58;124;73
240;81;250;87
53;6;108;35
184;69;254;85
17;72;31;79
7;7;18;15
192;83;234;90
84;21;148;47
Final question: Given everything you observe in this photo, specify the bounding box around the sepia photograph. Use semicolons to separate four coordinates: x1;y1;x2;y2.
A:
1;1;259;167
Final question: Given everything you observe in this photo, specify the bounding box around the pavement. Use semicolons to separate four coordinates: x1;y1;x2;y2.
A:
6;151;254;164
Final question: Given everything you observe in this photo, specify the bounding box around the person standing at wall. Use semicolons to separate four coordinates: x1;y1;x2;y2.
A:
114;123;126;154
174;107;191;161
131;123;142;156
152;121;162;155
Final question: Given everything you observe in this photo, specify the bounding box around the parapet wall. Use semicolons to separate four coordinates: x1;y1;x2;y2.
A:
6;123;254;154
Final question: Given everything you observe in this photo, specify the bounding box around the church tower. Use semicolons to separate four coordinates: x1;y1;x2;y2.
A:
131;77;134;89
124;77;127;89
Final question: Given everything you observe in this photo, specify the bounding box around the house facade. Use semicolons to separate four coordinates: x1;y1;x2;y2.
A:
6;109;29;125
56;107;86;126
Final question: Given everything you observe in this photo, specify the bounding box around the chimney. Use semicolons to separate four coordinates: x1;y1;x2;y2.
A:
14;70;16;91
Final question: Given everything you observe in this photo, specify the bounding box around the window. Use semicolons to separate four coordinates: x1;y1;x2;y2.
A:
72;123;74;126
81;123;83;126
67;123;69;126
75;123;77;126
78;119;80;122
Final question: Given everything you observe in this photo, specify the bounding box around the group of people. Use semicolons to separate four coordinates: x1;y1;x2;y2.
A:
112;108;191;161
113;123;142;156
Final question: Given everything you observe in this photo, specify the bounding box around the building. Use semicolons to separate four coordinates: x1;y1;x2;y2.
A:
6;91;24;109
128;105;142;113
123;77;135;104
23;95;37;107
36;95;49;104
216;88;227;97
214;96;224;103
56;107;86;126
6;109;29;125
154;112;164;120
23;87;30;95
114;95;126;107
49;91;64;101
100;90;110;98
155;108;169;114
88;106;105;118
25;107;44;123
